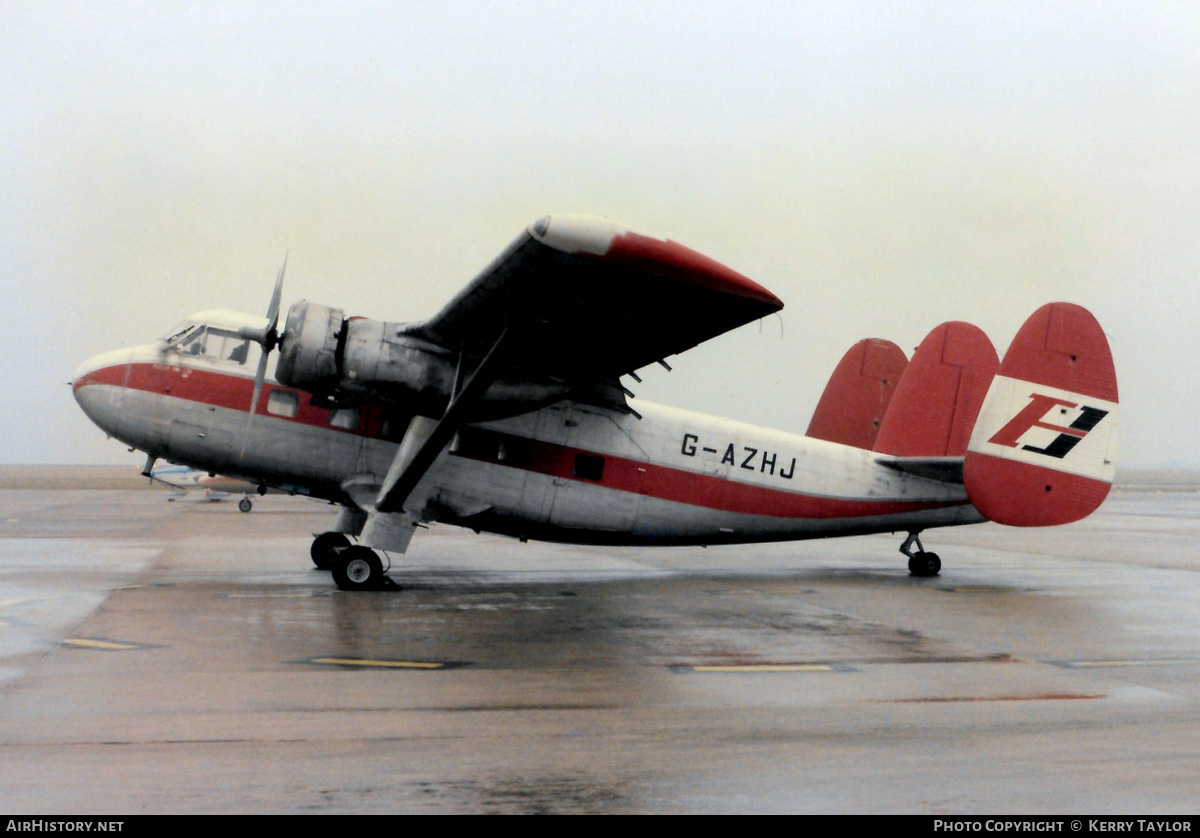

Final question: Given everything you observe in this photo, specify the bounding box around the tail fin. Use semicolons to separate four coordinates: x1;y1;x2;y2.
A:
873;322;999;457
807;339;907;449
964;303;1118;526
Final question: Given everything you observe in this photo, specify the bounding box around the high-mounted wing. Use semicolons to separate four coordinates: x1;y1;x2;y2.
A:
278;215;783;552
407;214;783;383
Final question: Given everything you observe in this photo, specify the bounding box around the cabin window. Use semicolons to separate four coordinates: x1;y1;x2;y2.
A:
329;407;360;431
574;453;605;482
266;389;299;418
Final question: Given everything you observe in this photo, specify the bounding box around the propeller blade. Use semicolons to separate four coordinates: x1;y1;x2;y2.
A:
240;256;286;458
240;343;271;458
264;253;286;350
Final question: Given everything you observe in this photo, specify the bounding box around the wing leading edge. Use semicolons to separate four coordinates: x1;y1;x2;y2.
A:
407;215;784;385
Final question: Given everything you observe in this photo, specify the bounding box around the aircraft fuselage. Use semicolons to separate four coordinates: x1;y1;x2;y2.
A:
73;341;983;546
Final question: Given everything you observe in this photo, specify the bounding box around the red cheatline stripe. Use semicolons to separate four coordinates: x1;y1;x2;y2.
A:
448;431;962;520
79;362;966;521
79;362;342;429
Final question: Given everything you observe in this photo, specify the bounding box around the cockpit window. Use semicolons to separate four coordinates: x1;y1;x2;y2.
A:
206;329;250;364
167;325;252;365
161;321;200;345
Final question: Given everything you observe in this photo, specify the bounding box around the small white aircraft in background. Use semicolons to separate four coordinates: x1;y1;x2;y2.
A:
148;466;262;512
73;215;1118;591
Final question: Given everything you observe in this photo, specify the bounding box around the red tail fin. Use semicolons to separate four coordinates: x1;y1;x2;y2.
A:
806;339;907;449
873;322;999;457
964;303;1118;526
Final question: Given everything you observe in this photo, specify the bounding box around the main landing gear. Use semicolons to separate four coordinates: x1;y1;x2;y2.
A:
309;532;397;592
331;545;388;591
310;532;351;570
238;496;253;513
900;531;941;577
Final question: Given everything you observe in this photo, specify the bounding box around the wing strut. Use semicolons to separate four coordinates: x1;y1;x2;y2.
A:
374;327;513;515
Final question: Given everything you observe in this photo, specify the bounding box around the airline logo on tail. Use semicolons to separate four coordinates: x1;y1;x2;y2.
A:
987;392;1110;460
968;376;1118;481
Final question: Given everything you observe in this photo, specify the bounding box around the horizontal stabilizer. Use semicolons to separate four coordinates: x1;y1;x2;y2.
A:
807;339;907;449
964;303;1118;527
873;322;999;457
875;456;964;484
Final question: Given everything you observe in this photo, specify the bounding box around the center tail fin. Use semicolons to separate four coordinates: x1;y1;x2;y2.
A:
873;321;999;457
963;302;1118;527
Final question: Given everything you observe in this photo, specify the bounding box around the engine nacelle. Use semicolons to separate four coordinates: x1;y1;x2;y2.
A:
274;301;344;390
275;300;570;419
341;316;459;405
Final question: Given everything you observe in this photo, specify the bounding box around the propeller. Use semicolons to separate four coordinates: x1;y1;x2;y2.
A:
239;255;287;457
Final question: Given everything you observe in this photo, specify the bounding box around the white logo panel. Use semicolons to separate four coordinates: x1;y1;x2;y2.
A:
968;375;1118;481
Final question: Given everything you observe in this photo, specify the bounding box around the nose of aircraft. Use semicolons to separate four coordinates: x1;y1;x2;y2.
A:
72;347;135;438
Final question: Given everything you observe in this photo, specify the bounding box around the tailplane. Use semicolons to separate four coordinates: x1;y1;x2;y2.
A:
963;303;1118;526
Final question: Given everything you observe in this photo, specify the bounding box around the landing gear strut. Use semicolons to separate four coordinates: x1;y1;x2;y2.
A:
900;531;941;577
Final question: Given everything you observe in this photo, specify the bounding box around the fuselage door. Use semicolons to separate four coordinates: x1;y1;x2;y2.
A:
545;406;646;533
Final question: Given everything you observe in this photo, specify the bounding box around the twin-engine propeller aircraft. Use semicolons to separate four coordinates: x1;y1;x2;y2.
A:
73;215;1118;591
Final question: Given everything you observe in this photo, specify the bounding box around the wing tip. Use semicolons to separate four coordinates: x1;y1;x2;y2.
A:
529;214;783;311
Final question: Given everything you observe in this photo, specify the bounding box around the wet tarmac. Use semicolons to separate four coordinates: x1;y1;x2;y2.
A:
1;480;1199;813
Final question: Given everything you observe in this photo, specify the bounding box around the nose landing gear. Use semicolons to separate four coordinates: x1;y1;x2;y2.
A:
900;531;941;577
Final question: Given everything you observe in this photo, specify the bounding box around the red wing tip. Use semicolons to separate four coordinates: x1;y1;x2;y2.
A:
608;231;782;309
529;215;782;309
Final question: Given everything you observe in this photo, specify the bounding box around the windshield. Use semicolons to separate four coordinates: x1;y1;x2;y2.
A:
161;322;255;367
160;320;200;345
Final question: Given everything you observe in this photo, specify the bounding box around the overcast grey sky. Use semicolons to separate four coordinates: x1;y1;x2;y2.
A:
4;1;1198;469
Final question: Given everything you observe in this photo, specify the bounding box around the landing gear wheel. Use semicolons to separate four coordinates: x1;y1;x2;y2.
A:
899;532;942;577
310;532;351;570
332;545;385;591
238;497;253;513
907;551;941;577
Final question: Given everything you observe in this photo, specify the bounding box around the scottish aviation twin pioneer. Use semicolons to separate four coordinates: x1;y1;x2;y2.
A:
73;215;1118;590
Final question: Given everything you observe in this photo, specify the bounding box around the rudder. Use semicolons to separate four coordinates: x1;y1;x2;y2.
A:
964;303;1118;526
807;338;908;449
873;322;999;457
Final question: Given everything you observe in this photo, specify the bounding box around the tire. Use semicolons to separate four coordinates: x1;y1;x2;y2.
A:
310;532;351;570
238;497;253;513
909;551;941;577
331;545;384;591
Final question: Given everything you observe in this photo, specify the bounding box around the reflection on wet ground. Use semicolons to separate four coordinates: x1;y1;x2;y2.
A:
1;484;1199;812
